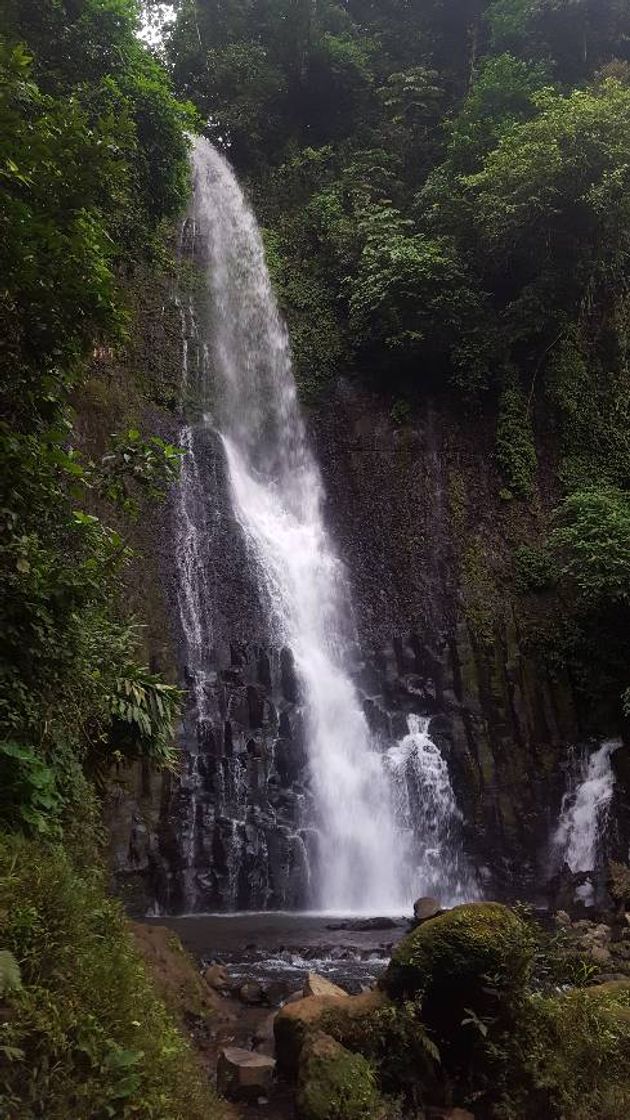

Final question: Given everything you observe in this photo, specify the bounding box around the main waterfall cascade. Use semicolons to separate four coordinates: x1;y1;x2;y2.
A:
168;136;473;913
552;739;621;904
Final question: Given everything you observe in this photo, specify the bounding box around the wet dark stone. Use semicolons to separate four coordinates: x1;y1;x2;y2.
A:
247;684;265;729
280;646;298;703
257;649;272;690
326;918;400;932
224;720;233;755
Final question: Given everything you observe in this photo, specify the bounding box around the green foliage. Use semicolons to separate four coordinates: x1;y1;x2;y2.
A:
0;835;224;1119
513;543;557;593
0;2;188;835
485;0;630;83
495;381;538;498
465;80;630;287
322;998;440;1105
297;1032;383;1120
0;949;22;998
442;52;548;176
545;327;630;492
0;743;62;837
0;11;195;423
105;665;182;770
494;983;630;1120
550;487;630;609
98;429;184;517
347;207;494;387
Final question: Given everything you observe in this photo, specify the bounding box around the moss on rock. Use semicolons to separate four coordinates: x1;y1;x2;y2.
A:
384;903;533;1036
275;989;388;1078
296;1031;383;1120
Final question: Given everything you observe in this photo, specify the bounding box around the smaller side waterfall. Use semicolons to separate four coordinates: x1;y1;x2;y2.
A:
552;739;621;903
385;715;475;905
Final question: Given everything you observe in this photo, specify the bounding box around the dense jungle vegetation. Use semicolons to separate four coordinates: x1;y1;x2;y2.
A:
0;1;224;1115
1;0;630;1117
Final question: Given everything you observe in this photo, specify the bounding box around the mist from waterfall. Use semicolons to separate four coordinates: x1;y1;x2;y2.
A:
180;136;471;912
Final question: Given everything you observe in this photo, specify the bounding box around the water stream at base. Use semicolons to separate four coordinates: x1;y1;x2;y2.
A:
173;136;473;913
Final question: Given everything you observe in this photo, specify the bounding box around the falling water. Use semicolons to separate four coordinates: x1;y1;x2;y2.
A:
178;136;471;913
386;716;474;904
173;261;216;728
552;739;621;903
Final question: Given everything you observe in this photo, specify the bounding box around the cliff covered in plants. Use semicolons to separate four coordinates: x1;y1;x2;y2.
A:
166;0;630;732
0;2;225;1115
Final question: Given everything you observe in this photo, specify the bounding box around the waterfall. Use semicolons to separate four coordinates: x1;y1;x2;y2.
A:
552;739;621;903
173;136;471;913
385;715;474;905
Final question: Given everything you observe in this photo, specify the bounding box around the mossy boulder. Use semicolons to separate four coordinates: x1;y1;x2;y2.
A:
296;1031;383;1120
275;988;388;1078
384;902;533;1036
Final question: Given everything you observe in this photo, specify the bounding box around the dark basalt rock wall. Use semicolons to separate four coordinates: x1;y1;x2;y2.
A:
103;375;629;915
312;382;583;896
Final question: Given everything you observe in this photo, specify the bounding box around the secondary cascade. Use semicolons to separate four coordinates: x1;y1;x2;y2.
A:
552;739;621;904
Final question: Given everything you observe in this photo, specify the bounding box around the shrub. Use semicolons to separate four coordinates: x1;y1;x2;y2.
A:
495;983;630;1120
495;381;538;498
0;835;225;1120
297;1032;383;1120
549;486;630;609
0;742;62;836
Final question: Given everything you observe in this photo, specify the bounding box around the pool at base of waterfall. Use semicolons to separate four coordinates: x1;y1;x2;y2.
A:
147;912;409;993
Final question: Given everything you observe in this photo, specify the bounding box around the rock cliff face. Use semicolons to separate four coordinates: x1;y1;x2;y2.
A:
100;305;629;915
312;384;582;894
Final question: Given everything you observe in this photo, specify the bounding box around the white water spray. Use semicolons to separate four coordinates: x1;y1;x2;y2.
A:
553;739;620;902
386;715;473;904
184;136;471;912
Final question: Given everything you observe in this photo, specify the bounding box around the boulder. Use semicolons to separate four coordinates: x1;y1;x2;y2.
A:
204;963;230;991
239;980;264;1005
284;988;307;1005
253;1010;278;1056
216;1046;275;1101
304;972;347;999
414;897;442;923
262;978;292;1007
326;917;399;932
590;944;612;965
384;902;533;1037
296;1031;382;1120
275;988;388;1078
